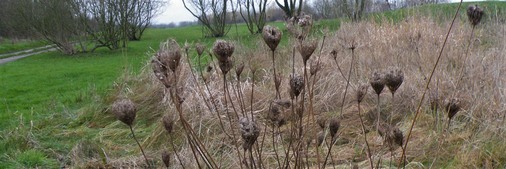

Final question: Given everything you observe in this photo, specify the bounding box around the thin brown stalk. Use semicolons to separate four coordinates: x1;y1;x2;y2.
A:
170;135;186;169
271;50;281;99
272;127;282;168
399;0;464;167
340;47;356;117
198;54;231;139
311;36;326;169
129;125;150;167
222;75;244;169
358;103;374;169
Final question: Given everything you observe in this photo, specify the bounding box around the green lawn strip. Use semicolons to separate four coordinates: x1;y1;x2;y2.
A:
0;39;49;55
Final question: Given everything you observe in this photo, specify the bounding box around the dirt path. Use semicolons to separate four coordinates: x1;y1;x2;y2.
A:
0;46;57;65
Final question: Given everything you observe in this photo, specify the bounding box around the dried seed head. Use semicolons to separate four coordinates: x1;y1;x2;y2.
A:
262;25;283;51
392;127;404;147
161;150;170;167
384;67;404;95
235;61;245;78
111;98;136;126
268;99;291;126
317;117;327;129
289;74;305;99
369;71;385;95
317;131;325;147
467;5;484;26
328;118;340;138
356;84;369;103
162;115;174;134
298;14;313;28
218;59;233;75
330;49;338;60
310;61;321;76
445;98;461;120
213;40;235;62
151;58;170;87
158;39;182;72
298;40;318;65
239;117;260;151
196;43;206;57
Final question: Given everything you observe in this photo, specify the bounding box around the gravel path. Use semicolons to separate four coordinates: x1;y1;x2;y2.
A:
0;46;57;65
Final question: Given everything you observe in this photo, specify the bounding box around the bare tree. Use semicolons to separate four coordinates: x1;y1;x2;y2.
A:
182;0;230;37
238;0;268;34
14;0;84;54
311;0;344;19
274;0;303;18
341;0;369;21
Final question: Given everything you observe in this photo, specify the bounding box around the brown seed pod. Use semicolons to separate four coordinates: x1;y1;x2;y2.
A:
239;117;260;151
218;59;233;75
369;71;385;95
158;39;182;72
298;40;317;65
384;67;404;95
329;118;340;138
212;40;235;62
196;43;205;57
445;98;461;120
317;117;327;129
262;25;283;52
161;150;170;167
467;5;484;26
310;60;322;76
289;74;305;99
392;127;404;147
268;99;291;126
356;84;369;103
162;115;174;134
330;49;338;60
317;131;325;147
111;99;136;126
235;61;245;78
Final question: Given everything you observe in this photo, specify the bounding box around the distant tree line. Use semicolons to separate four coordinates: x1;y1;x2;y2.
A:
0;0;165;55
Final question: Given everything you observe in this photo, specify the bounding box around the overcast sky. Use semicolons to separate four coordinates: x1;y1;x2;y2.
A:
152;0;489;24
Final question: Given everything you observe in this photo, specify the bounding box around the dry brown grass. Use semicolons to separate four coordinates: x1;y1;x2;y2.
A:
71;16;506;168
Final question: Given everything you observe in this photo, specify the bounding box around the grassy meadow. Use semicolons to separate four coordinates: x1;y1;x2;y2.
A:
0;1;505;168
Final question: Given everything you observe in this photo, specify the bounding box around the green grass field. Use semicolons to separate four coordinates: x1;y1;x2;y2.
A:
0;39;49;55
0;1;504;168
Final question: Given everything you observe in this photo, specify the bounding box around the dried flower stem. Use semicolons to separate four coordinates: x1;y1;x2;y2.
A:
271;50;281;99
358;102;374;169
341;47;356;117
169;135;186;169
399;1;464;167
129;125;150;167
222;74;244;169
198;54;231;139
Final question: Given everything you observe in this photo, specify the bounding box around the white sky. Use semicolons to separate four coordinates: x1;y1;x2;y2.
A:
153;0;491;24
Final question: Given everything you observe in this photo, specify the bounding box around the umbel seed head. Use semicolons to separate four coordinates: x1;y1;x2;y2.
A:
158;39;182;72
235;61;245;78
384;67;404;95
298;40;317;65
239;117;260;151
289;74;304;99
111;98;136;126
213;40;235;62
162;115;174;134
161;150;170;167
356;84;369;103
268;100;290;126
329;118;340;138
196;43;206;57
262;25;282;52
445;98;461;120
369;71;385;95
467;5;484;26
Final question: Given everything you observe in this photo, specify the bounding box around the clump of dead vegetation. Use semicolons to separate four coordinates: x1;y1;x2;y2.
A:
71;5;506;168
